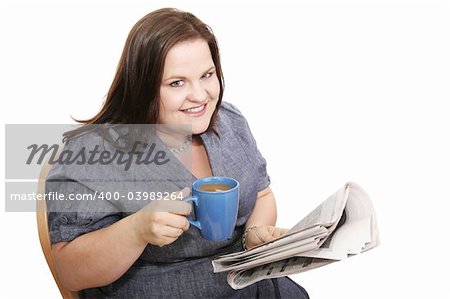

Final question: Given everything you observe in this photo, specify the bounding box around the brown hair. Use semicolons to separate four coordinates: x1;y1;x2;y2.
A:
65;8;224;139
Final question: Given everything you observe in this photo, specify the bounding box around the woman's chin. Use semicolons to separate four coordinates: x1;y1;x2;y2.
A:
191;121;211;135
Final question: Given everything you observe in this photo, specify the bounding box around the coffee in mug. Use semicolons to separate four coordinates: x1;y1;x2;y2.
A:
197;183;231;192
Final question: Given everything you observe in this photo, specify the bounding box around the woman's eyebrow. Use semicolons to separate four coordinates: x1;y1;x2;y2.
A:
204;66;216;73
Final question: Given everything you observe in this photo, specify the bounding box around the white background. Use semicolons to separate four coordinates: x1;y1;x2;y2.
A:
1;0;449;298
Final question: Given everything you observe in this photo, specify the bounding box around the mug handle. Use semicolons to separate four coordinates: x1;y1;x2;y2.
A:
184;196;201;230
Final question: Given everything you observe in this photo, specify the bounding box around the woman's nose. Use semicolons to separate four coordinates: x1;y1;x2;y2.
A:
186;82;207;102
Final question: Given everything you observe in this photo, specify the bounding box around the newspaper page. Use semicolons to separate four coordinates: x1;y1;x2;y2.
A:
212;225;328;272
301;182;379;260
212;182;379;290
227;257;333;289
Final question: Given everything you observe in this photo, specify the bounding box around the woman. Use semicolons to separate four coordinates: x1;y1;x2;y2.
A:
46;8;309;298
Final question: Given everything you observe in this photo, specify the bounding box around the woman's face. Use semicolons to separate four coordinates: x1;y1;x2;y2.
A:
159;38;220;134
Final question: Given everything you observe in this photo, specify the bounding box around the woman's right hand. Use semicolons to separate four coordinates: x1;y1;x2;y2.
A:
130;187;192;247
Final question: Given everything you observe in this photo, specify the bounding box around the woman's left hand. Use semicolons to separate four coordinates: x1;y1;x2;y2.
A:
244;225;288;250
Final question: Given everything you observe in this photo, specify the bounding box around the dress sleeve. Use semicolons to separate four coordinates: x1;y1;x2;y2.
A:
220;102;271;192
46;175;122;244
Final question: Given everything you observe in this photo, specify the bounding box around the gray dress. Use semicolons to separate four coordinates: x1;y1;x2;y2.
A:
46;102;309;298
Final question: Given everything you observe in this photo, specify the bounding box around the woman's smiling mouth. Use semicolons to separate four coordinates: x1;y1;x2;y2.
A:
181;103;207;116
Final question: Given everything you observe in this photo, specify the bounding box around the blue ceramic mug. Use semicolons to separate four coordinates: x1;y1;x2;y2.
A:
185;177;239;241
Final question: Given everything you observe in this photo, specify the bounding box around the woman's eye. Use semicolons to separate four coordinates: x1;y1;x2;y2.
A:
202;71;214;79
170;80;184;87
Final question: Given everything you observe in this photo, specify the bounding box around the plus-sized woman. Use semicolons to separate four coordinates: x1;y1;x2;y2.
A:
47;8;310;299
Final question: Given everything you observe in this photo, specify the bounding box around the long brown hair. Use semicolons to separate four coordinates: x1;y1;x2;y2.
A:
64;8;224;140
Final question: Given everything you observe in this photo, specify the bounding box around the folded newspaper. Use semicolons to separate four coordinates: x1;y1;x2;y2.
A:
212;182;380;289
